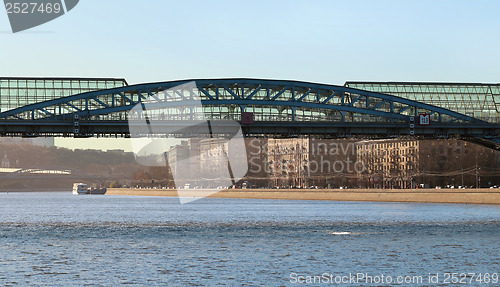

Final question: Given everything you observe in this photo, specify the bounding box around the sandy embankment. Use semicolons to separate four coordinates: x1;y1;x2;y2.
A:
106;188;500;204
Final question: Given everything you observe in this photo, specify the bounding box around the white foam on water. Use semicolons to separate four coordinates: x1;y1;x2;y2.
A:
331;232;351;235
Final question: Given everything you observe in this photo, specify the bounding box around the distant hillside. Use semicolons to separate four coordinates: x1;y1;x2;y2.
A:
0;143;143;177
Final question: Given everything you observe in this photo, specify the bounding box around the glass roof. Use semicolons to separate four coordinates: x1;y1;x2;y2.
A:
345;82;500;123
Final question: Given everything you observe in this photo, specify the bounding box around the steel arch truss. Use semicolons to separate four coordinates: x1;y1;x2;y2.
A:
0;79;481;126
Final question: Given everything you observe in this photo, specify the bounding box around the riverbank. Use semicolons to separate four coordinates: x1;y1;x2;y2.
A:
107;188;500;204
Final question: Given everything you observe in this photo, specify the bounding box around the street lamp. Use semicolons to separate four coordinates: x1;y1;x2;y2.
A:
461;158;464;187
475;151;482;188
475;148;478;188
456;155;464;187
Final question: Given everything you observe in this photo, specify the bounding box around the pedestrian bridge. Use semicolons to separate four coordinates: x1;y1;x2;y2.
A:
0;78;499;149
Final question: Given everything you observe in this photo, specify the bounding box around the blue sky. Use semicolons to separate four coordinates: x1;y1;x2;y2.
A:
2;0;500;84
1;0;500;150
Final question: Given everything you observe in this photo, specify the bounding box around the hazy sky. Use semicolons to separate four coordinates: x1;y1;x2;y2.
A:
1;0;500;150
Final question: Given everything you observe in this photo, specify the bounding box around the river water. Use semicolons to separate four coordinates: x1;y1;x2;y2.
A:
0;192;498;286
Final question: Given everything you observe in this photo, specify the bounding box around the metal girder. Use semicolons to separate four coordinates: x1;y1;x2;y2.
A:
65;102;81;112
245;85;262;100
117;92;135;104
91;97;110;108
198;87;215;100
372;100;389;111
221;84;241;100
145;91;161;102
322;91;342;104
271;87;288;101
297;88;313;101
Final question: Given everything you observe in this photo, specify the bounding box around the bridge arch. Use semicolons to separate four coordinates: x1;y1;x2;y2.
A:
0;78;480;122
0;78;498;149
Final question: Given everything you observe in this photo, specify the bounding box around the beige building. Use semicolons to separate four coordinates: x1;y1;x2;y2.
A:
355;139;500;188
167;138;248;188
267;138;309;188
167;141;190;181
356;139;419;189
265;138;360;188
198;138;231;187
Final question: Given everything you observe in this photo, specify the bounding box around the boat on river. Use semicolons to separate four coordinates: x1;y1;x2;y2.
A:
72;183;107;195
